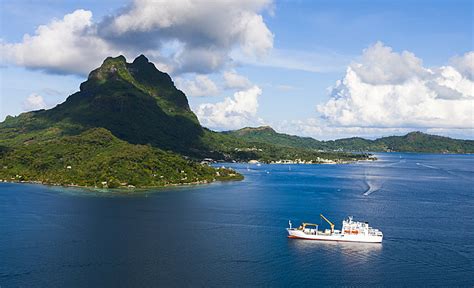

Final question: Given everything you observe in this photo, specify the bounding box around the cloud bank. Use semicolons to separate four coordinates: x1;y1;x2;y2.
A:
1;0;274;75
1;10;118;75
317;42;473;130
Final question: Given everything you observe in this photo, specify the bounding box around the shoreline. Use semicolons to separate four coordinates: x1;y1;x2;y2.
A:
0;159;375;191
0;176;243;191
235;157;377;165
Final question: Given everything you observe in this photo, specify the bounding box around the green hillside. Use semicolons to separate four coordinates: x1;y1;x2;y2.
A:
13;55;204;155
223;126;322;149
227;127;474;153
372;132;474;153
0;128;240;188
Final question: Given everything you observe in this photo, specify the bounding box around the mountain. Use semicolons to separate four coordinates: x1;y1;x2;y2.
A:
1;55;368;162
227;127;474;153
17;55;204;155
0;55;233;188
224;126;322;149
0;55;368;188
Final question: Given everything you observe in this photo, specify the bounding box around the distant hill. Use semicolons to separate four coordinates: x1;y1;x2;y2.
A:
370;132;474;153
227;127;474;153
223;126;322;149
0;55;368;189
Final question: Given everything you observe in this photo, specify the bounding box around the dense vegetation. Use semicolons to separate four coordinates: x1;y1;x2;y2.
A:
227;127;474;154
0;128;241;188
368;132;474;153
223;126;322;149
203;128;369;163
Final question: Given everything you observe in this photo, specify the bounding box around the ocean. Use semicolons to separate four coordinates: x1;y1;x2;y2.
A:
1;153;473;286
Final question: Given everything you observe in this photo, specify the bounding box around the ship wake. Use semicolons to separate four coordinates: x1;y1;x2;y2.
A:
363;176;383;196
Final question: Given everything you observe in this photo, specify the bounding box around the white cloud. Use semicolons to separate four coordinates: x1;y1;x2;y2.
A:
350;41;428;85
196;85;264;129
223;70;252;89
1;10;120;75
175;75;219;97
450;51;474;80
22;93;47;111
105;0;273;55
317;43;474;130
1;1;274;75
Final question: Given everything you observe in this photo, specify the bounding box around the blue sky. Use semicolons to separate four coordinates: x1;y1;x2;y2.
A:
1;0;473;139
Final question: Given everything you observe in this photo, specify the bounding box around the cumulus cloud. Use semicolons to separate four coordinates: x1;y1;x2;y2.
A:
1;0;274;75
317;43;474;130
196;85;263;129
350;41;429;85
22;93;47;111
175;75;219;97
223;70;252;89
450;51;474;80
1;10;120;75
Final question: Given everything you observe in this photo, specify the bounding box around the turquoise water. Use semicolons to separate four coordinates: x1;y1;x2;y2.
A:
1;153;473;286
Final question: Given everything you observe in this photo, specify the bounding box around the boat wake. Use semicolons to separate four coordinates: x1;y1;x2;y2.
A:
362;165;384;196
363;177;383;196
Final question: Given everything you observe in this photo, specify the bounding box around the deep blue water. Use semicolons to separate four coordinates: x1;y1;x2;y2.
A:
1;153;473;287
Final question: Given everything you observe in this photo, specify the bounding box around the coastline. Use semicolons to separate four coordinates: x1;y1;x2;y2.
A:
0;175;243;191
0;158;374;191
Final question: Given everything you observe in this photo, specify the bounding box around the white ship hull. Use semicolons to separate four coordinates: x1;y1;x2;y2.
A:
287;228;383;243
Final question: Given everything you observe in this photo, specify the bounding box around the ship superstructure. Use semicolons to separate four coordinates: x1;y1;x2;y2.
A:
287;215;383;243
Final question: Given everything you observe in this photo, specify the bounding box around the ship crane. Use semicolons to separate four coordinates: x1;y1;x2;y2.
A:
320;214;335;233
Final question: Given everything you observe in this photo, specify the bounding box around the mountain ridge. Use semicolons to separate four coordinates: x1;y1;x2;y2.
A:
227;126;474;153
39;54;204;155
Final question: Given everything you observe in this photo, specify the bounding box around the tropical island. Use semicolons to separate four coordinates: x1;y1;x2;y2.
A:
0;55;369;189
0;55;472;189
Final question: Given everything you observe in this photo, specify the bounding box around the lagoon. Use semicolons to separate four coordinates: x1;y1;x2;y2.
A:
1;153;473;286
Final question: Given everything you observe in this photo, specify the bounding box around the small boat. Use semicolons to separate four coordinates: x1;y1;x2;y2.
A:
287;214;383;243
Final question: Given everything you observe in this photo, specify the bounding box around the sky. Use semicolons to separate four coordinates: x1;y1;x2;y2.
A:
0;0;473;140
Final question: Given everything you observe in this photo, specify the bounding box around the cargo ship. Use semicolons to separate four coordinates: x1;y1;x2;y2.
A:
287;214;383;243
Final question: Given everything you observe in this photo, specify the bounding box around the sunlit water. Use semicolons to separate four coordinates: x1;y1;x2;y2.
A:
1;153;473;286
